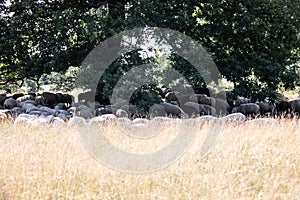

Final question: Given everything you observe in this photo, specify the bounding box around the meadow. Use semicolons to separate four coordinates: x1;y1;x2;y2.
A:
0;118;299;199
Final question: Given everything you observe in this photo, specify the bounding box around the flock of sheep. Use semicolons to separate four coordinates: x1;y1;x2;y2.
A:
0;86;299;128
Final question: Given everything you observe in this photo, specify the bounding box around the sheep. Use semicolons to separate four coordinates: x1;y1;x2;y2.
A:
4;98;18;109
54;103;67;110
22;102;36;111
10;107;25;117
16;94;35;102
106;105;118;115
160;102;186;118
257;101;275;116
99;114;117;122
116;109;128;118
149;104;167;118
165;91;179;102
189;94;212;105
76;109;94;119
274;100;289;117
126;104;139;114
288;99;300;116
26;106;39;114
95;93;110;106
35;95;45;106
18;113;38;120
180;104;199;118
56;109;69;115
96;107;113;116
75;104;94;119
169;101;180;107
77;104;90;112
232;103;260;116
23;100;36;105
13;116;30;126
183;101;217;116
78;91;95;103
88;114;117;127
41;92;57;108
38;106;57;116
56;113;71;121
51;117;65;126
0;93;7;106
27;92;36;98
60;94;74;107
201;104;217;116
67;107;77;115
221;113;246;122
131;108;147;119
213;98;231;116
120;104;140;117
11;93;24;100
86;101;99;110
13;114;39;126
212;89;234;107
182;102;208;116
28;110;47;117
30;116;52;127
233;96;251;106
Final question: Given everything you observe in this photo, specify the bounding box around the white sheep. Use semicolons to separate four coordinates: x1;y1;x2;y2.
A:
221;113;246;123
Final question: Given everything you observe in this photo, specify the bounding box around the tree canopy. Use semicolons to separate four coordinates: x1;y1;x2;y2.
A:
0;0;299;100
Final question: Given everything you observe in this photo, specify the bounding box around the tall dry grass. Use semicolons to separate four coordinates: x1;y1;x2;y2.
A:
0;118;299;199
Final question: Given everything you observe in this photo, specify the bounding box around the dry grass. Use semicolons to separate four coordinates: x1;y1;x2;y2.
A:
0;118;299;200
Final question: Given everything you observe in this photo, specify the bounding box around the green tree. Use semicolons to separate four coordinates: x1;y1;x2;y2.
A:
195;0;300;100
0;0;299;102
0;0;106;86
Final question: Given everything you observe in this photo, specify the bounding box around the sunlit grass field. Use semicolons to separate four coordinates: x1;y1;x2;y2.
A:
0;118;299;199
